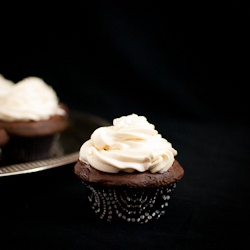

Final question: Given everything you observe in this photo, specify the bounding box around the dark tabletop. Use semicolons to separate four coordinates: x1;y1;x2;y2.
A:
1;120;249;250
0;2;249;249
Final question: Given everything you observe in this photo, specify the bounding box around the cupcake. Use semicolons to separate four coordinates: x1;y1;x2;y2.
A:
74;114;184;223
0;76;68;164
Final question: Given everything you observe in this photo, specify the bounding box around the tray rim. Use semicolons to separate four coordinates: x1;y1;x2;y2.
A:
0;111;110;177
0;152;79;177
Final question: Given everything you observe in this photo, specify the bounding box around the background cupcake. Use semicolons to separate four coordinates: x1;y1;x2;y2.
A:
75;114;184;223
0;76;68;164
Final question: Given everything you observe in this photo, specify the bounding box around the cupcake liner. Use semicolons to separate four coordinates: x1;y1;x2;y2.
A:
2;133;60;165
83;182;177;223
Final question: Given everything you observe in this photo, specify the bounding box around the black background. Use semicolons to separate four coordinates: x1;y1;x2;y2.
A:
1;2;249;249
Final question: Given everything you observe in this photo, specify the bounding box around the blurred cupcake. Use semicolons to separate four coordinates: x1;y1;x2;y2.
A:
0;76;68;164
75;114;184;223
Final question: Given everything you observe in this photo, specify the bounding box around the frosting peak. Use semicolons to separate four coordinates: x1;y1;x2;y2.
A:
0;76;65;122
79;114;177;174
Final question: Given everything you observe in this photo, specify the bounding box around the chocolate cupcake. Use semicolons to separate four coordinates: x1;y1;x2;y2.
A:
0;77;68;164
75;114;184;223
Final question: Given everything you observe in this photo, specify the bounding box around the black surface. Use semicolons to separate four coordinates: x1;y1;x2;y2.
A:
0;2;249;249
1;121;249;249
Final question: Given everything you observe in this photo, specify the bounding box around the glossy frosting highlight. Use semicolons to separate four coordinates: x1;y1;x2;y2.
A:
79;114;177;174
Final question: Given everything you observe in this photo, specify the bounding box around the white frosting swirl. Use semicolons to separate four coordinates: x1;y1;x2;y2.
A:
79;114;177;174
0;77;65;122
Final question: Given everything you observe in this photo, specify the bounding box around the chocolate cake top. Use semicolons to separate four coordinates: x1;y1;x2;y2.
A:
0;104;68;137
74;159;184;188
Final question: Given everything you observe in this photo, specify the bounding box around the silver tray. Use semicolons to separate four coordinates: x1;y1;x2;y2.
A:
0;111;110;177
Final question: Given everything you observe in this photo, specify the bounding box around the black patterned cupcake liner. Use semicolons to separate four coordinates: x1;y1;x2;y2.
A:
83;182;177;223
1;133;60;165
